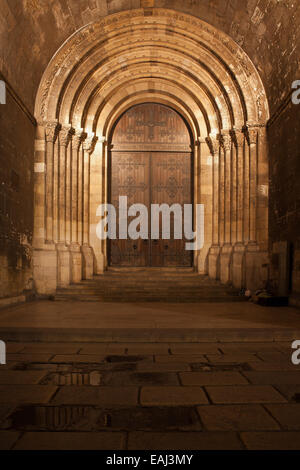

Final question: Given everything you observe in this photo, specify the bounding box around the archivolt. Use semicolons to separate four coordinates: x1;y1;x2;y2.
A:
35;8;269;138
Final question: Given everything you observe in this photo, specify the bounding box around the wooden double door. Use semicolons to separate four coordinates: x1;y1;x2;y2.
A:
109;103;193;267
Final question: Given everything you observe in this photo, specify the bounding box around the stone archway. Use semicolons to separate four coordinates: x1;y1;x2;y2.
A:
33;8;269;296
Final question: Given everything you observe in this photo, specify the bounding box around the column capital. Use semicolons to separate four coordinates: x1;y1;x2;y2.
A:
72;128;85;150
45;120;60;143
244;125;258;146
231;128;244;148
218;130;232;152
205;133;219;156
59;124;73;148
82;133;98;155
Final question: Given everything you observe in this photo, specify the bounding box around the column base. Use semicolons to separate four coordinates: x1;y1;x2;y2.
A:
208;245;220;280
81;245;94;280
33;243;57;296
232;243;246;289
220;244;233;284
245;242;269;292
94;251;106;274
57;243;71;288
70;243;82;283
196;246;210;275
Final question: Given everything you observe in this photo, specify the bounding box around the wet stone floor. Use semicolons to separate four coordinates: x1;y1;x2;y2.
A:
1;341;300;450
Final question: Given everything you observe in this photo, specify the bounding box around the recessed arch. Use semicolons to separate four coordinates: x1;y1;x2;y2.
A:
32;8;270;295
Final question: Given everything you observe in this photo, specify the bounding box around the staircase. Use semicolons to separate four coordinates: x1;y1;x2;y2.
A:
54;268;245;303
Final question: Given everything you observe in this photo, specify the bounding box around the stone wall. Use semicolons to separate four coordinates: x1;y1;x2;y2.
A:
0;74;35;302
268;100;300;302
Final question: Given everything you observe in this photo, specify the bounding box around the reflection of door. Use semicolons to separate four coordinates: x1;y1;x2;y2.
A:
109;103;193;267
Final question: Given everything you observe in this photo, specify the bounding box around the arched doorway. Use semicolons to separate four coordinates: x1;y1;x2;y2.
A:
109;103;193;267
32;8;270;295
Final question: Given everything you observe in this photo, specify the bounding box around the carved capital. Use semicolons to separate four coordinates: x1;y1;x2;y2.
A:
244;124;259;146
231;129;244;149
82;133;98;155
45;121;60;143
59;125;73;148
205;134;219;156
72;129;85;151
218;131;232;152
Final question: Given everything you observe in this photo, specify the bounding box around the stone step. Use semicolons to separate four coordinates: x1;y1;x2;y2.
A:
54;270;243;303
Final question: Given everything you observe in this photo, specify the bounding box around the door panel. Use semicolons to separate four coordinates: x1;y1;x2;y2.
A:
150;153;192;267
110;152;150;266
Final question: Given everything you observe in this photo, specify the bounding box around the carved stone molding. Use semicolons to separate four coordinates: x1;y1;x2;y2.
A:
72;129;86;151
218;131;232;152
231;129;244;148
205;134;219;156
45;121;60;143
59;125;73;148
244;123;260;146
83;134;98;155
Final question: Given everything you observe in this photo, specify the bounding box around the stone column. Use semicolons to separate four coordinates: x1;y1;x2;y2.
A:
193;140;200;270
207;133;220;279
33;122;47;249
69;129;84;283
244;124;265;291
33;121;59;296
219;131;233;284
45;121;59;243
56;125;72;288
81;134;97;280
197;137;213;274
102;139;109;269
231;129;246;288
90;137;106;274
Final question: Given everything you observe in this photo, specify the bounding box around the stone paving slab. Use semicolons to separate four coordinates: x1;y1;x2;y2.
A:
101;371;180;386
0;405;15;424
0;385;57;404
197;405;279;431
218;343;283;353
21;343;82;354
256;352;290;362
14;431;126;450
274;384;300;402
169;344;221;354
180;372;248;386
205;385;287;404
140;386;209;406
247;361;297;371
155;355;208;363
50;354;107;363
244;371;300;385
241;431;300;450
6;343;25;353
137;362;191;372
7;353;53;363
265;404;300;430
127;431;243;450
52;386;139;406
0;431;21;450
0;371;47;385
206;354;261;363
119;344;171;354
